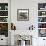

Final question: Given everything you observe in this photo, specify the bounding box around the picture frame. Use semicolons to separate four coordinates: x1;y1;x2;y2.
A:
17;9;29;21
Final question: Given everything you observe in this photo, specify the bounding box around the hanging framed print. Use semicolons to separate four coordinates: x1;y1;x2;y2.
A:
17;9;29;21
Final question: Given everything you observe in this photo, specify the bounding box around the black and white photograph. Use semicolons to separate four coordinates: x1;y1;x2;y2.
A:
17;9;29;21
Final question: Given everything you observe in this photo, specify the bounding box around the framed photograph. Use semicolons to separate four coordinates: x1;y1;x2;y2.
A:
17;9;29;21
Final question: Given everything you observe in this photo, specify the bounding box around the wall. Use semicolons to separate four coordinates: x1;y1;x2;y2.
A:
0;0;8;3
10;0;46;46
11;0;38;30
11;0;46;30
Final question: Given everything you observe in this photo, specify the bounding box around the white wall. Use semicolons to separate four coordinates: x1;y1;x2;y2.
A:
10;0;46;46
11;0;38;30
0;0;8;3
